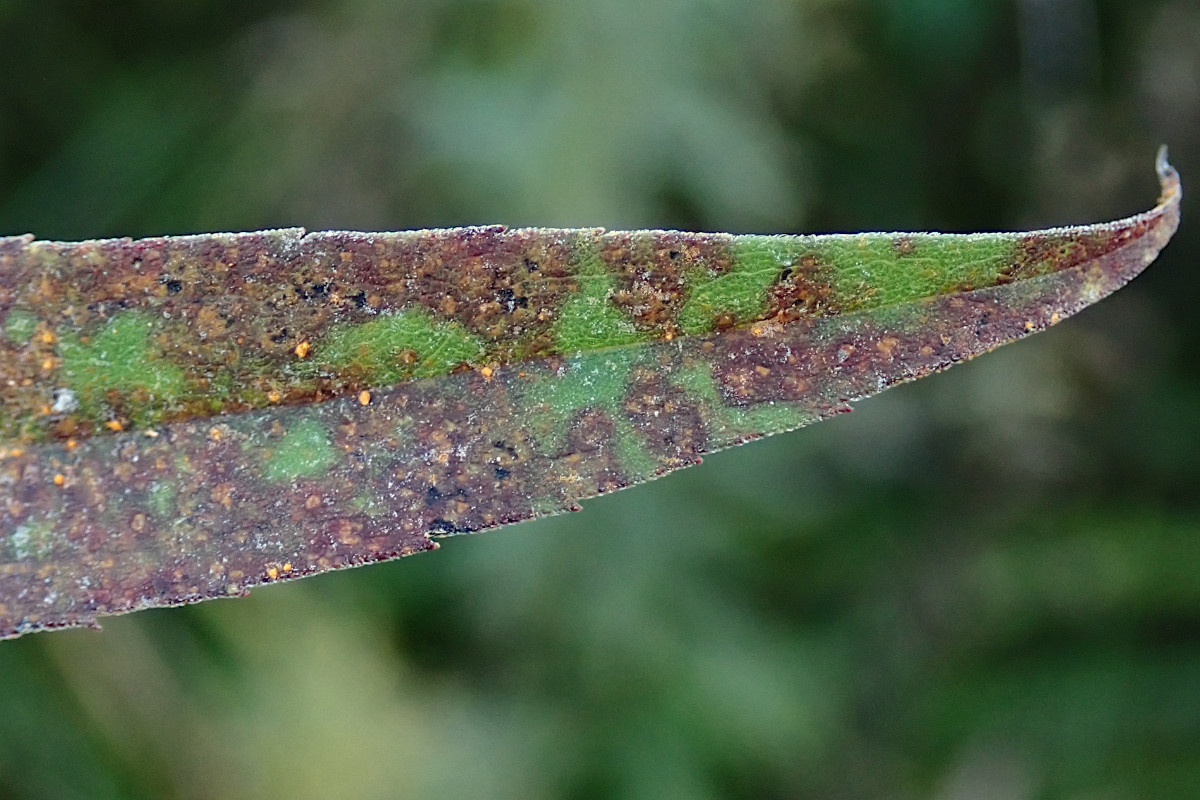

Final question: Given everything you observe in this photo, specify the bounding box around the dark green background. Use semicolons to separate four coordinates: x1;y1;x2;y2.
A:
1;1;1198;797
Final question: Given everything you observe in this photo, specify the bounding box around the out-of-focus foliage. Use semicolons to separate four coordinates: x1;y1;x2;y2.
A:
0;1;1196;798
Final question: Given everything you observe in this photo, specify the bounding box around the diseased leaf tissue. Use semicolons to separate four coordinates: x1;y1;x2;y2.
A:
0;153;1181;640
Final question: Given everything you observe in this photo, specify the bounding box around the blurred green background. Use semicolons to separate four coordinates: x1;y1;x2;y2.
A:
1;1;1198;797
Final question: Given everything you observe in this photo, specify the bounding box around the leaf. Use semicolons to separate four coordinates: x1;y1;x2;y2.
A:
0;151;1181;640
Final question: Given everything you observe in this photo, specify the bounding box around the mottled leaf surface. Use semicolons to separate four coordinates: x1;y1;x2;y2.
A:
0;153;1181;639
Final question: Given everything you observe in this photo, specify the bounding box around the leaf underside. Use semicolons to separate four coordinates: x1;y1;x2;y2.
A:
0;152;1181;640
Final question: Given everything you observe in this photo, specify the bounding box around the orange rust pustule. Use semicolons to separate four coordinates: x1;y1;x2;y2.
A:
603;231;736;338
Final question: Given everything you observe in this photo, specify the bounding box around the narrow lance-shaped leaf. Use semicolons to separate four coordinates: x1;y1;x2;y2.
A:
0;152;1181;640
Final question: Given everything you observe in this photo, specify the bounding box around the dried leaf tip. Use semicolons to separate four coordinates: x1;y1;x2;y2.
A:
1147;145;1181;254
1156;144;1179;198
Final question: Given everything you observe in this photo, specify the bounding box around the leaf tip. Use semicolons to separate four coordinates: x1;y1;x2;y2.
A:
1155;144;1182;207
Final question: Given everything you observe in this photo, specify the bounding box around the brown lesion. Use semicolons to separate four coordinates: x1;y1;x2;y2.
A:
706;324;827;407
1012;216;1155;282
550;408;632;494
312;227;584;352
762;253;838;324
0;320;70;440
623;364;708;466
605;231;736;338
345;379;545;535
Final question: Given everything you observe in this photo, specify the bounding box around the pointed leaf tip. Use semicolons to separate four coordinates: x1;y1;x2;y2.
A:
0;153;1182;640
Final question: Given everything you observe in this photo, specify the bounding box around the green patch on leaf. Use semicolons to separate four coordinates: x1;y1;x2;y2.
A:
824;235;1014;312
614;424;660;478
3;310;39;344
317;308;485;384
555;236;648;353
523;348;659;479
148;481;177;520
672;360;810;444
263;419;339;483
679;236;804;335
4;519;58;562
57;311;188;423
526;349;640;452
351;494;388;518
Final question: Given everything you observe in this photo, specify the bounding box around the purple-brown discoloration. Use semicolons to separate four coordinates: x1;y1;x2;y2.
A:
604;230;736;337
0;153;1180;639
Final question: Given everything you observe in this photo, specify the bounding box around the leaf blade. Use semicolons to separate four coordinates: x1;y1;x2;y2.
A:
0;153;1181;639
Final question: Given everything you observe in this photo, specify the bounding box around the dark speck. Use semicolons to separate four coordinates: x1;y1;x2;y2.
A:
294;282;331;301
430;518;466;534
